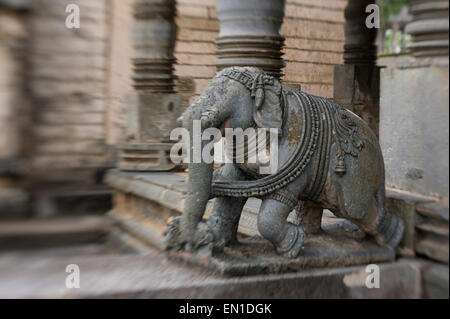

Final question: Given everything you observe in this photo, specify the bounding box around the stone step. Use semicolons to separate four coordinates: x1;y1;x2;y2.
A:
0;251;422;299
0;187;29;219
32;184;113;218
385;188;449;263
0;216;109;252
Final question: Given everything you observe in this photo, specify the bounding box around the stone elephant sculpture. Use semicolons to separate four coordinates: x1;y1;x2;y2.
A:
165;66;404;258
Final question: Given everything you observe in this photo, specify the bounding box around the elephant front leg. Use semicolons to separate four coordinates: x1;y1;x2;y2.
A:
207;196;247;250
207;163;249;250
258;198;306;258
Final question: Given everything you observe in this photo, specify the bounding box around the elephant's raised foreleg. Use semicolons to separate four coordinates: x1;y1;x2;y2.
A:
258;196;306;258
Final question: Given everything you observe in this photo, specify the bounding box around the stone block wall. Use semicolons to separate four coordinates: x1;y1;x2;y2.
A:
28;0;113;183
282;0;345;97
105;0;134;147
0;5;29;162
0;2;31;218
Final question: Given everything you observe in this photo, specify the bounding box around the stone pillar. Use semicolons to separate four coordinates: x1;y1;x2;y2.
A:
379;0;449;264
215;0;286;79
380;0;449;200
334;0;380;135
405;0;449;57
118;0;182;171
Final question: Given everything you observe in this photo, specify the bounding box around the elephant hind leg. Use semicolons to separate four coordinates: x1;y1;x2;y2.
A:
258;199;306;258
372;185;405;248
339;185;404;249
295;201;323;234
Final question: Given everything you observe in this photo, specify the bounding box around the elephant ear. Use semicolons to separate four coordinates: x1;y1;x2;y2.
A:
252;77;283;131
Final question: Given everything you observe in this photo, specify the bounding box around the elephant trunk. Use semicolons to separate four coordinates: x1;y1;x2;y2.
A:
179;110;215;247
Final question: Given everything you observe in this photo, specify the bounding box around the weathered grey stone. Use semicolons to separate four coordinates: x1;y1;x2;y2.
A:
380;64;449;200
386;196;418;256
413;258;449;299
168;234;395;277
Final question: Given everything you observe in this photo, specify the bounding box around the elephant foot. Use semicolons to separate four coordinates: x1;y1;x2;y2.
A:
275;224;306;258
375;211;405;249
322;219;366;241
164;216;215;253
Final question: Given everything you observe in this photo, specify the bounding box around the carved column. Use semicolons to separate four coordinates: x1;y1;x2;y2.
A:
334;0;380;135
118;0;182;171
379;1;449;263
405;0;449;57
215;0;286;79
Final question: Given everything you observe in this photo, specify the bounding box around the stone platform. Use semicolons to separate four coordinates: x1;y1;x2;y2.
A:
168;234;394;277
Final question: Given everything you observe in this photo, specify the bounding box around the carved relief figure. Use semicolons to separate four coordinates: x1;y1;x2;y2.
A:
165;67;404;258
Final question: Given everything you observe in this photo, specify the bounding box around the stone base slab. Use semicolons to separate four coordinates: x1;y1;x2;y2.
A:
168;234;395;277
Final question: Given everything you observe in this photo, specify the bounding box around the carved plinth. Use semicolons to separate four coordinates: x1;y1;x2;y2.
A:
168;234;395;277
120;93;182;171
405;0;449;57
215;0;286;79
118;143;177;172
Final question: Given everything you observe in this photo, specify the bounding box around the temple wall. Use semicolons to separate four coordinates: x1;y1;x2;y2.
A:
105;0;134;146
282;0;346;97
0;3;30;217
4;0;346;183
0;6;28;161
28;0;113;182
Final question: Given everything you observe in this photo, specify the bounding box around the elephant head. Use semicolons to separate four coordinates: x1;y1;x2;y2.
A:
166;67;284;251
